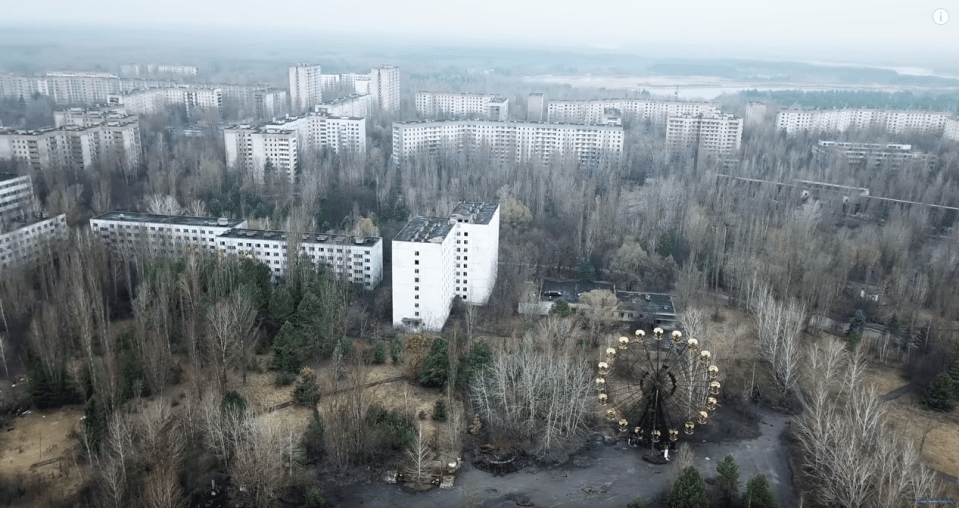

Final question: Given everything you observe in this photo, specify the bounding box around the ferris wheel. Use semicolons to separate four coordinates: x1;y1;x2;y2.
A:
596;328;721;451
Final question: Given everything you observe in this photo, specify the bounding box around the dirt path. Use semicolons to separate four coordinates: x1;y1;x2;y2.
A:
323;406;799;508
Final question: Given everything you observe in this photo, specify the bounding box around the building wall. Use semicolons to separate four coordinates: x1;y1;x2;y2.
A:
547;99;718;125
450;206;500;305
0;116;141;173
527;93;545;122
392;232;455;330
415;92;507;119
371;66;400;113
0;214;67;274
666;113;743;157
0;174;34;224
289;64;323;114
315;94;372;118
776;108;957;136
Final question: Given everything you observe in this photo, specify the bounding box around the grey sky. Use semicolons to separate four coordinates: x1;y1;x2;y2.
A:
6;0;958;60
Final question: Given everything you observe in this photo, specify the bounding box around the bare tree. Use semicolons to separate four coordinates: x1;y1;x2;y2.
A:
230;411;291;508
750;286;805;396
405;422;434;490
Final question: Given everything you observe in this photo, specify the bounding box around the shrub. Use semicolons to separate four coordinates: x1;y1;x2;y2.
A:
293;368;322;411
432;399;447;422
221;390;248;414
716;454;740;505
458;341;493;389
846;331;862;351
302;413;325;461
419;338;450;388
366;405;415;449
743;473;777;508
372;341;388;364
666;466;709;508
306;487;326;508
629;496;646;508
550;300;573;318
924;372;956;412
390;337;405;363
274;371;296;387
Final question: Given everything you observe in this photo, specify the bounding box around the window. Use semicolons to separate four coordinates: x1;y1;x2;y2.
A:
414;286;419;291
415;278;419;283
414;295;419;299
415;312;420;316
415;260;419;265
414;269;419;273
415;251;419;256
414;303;419;308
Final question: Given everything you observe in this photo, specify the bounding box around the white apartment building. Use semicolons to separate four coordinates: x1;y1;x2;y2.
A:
315;94;373;119
342;73;371;95
0;73;48;100
109;87;222;117
147;64;198;76
415;92;509;120
0;114;142;173
528;93;545;122
0;174;34;225
666;113;743;157
775;108;957;136
744;102;767;126
814;140;938;171
946;118;959;142
0;214;67;275
89;211;384;289
289;64;324;114
44;71;120;105
0;173;67;275
392;202;500;331
371;65;400;113
252;88;288;119
391;120;624;167
224;113;365;182
217;229;383;288
548;99;719;126
54;106;129;127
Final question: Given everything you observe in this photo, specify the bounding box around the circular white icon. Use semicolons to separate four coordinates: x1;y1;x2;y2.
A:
934;8;948;25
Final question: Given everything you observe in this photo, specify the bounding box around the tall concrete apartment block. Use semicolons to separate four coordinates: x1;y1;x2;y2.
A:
744;102;767;127
315;94;373;118
371;65;400;113
391;120;624;167
0;109;142;173
548;99;718;126
392;202;500;331
775;108;959;136
225;113;366;183
0;173;68;275
108;87;222;117
415;92;509;120
527;93;545;122
666;113;744;158
90;211;384;289
289;64;324;114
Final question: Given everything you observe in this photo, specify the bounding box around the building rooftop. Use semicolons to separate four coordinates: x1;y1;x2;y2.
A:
489;97;509;104
394;217;454;243
219;228;380;246
91;211;244;228
417;91;503;97
393;119;623;129
0;173;27;183
539;279;616;304
450;202;498;224
616;290;676;317
320;94;370;106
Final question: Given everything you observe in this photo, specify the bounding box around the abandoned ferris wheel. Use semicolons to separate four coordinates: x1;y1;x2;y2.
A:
596;328;721;451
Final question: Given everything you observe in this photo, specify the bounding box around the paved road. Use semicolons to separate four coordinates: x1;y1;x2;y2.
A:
324;406;798;507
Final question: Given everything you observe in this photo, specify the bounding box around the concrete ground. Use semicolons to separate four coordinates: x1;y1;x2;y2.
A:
324;405;798;507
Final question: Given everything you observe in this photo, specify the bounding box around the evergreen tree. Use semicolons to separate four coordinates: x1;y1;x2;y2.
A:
949;342;959;397
848;309;866;335
432;399;447;422
666;466;709;508
294;367;322;417
716;455;740;506
924;372;956;412
457;341;493;389
743;473;777;508
270;286;295;324
550;300;573;318
577;258;597;282
390;337;405;363
419;337;451;388
372;341;388;364
271;321;303;373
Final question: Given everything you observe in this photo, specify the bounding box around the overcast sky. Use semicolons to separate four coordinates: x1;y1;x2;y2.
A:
6;0;959;62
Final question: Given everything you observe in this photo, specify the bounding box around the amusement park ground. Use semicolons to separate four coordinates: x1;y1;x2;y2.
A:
324;404;799;508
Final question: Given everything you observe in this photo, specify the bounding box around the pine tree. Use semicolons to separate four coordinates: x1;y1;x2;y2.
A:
432;399;447;422
743;473;777;508
269;286;294;324
419;338;450;388
716;455;740;505
848;309;866;335
271;321;303;373
666;466;709;508
924;372;956;412
949;342;959;397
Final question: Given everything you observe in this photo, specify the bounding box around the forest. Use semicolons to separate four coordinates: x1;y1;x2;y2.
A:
1;70;959;507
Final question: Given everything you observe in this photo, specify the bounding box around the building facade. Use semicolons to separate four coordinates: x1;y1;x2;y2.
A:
666;113;743;158
109;87;222;117
0;173;34;225
814;140;938;171
89;211;384;288
392;202;499;330
371;65;400;113
775;108;958;136
415;92;509;120
289;64;324;114
0;112;141;173
547;99;719;126
527;93;545;122
315;94;373;119
0;173;67;275
391;120;624;167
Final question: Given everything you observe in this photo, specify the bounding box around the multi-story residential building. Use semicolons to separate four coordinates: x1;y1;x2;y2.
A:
44;71;120;105
666;113;743;158
775;108;957;136
217;229;383;288
89;211;384;288
0;173;34;225
744;102;767;126
108;87;222;117
289;64;324;114
814;140;938;171
946;118;959;142
90;212;247;258
319;74;341;89
147;64;198;76
391;120;624;167
53;106;129;127
0;113;141;172
527;93;545;122
224;113;366;182
251;88;288;120
371;65;400;113
341;73;371;95
415;92;509;120
547;99;719;126
0;173;67;275
315;94;373;119
392;202;499;330
0;73;48;100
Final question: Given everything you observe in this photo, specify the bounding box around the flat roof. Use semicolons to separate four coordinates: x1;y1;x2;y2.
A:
394;217;453;243
219;229;380;246
91;211;244;228
617;291;676;317
450;202;498;224
539;279;616;304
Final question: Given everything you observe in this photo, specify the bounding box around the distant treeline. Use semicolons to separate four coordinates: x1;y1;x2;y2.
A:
738;89;959;112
